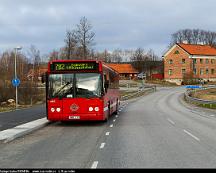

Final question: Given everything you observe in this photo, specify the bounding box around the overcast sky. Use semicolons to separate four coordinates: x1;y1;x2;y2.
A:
0;0;216;58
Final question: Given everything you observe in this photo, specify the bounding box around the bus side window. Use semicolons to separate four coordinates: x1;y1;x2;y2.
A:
104;74;109;93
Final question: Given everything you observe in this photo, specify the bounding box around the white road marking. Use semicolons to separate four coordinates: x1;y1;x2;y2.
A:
210;115;215;117
167;118;175;125
91;161;98;169
119;110;121;112
183;130;200;141
115;115;118;118
100;143;106;149
105;132;110;136
113;119;116;122
110;124;113;127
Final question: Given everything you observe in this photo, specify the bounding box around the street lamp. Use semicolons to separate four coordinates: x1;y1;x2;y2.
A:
14;46;22;109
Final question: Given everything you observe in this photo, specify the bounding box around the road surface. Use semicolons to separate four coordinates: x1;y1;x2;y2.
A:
0;87;216;168
0;105;46;131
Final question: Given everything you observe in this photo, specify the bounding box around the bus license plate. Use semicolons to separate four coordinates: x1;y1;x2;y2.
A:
69;116;80;120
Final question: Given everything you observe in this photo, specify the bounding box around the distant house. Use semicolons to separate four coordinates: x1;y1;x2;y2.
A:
106;63;139;79
163;43;216;85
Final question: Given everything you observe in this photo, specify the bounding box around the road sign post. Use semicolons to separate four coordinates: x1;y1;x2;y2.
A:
12;78;21;109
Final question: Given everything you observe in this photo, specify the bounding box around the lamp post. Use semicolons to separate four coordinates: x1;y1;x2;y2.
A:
14;46;22;109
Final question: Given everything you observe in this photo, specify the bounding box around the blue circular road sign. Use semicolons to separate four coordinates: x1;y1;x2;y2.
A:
12;78;21;87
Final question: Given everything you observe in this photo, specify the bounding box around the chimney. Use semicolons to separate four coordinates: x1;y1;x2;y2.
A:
182;40;188;44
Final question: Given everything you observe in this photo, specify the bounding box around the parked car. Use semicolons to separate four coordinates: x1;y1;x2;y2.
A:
137;73;146;80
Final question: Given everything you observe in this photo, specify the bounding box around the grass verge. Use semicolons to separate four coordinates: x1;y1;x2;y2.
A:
198;103;216;109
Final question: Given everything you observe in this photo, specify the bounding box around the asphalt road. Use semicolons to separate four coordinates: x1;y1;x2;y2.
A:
0;105;46;131
0;87;216;168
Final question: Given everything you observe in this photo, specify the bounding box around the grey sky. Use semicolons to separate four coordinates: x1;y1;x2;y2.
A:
0;0;216;57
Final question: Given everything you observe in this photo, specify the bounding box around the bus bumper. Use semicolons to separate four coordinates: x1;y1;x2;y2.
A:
48;114;105;121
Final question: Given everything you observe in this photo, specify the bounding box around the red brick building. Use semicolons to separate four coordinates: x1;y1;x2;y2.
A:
163;43;216;85
106;63;139;79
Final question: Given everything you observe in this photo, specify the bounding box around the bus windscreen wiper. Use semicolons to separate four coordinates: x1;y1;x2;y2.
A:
53;82;71;97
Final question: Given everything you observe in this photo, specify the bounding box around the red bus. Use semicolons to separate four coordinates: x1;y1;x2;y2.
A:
43;60;120;122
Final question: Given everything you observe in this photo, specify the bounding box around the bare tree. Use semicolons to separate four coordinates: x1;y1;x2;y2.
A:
64;30;77;59
49;49;60;61
28;45;41;105
130;48;145;72
131;48;145;62
170;29;216;47
75;16;95;59
111;49;123;63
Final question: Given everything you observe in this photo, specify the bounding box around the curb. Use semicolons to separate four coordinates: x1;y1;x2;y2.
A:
0;118;49;143
179;94;216;115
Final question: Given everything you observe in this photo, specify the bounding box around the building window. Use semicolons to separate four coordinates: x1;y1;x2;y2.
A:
174;50;180;54
182;59;186;64
168;69;172;75
182;69;186;75
193;59;197;64
200;68;204;75
200;59;203;64
211;69;215;75
206;59;209;64
211;59;215;64
194;68;197;75
206;68;209;75
169;59;173;64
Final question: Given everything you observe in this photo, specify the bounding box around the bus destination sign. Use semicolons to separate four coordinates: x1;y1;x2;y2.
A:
51;62;98;71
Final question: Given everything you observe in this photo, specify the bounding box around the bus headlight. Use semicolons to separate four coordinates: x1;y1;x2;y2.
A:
51;108;55;112
95;107;99;112
89;107;94;112
56;108;61;112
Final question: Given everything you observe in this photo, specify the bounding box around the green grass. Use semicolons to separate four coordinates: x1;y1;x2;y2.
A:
0;106;16;113
198;103;216;109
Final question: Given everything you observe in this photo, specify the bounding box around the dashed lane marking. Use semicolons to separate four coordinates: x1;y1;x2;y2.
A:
110;124;113;128
183;129;200;141
91;161;98;169
105;132;110;136
113;119;116;122
100;143;106;149
167;118;175;125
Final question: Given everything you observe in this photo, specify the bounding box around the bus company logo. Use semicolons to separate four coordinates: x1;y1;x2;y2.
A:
70;104;79;111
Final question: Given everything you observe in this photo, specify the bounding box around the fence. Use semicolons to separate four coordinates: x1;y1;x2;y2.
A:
184;86;216;105
121;86;156;101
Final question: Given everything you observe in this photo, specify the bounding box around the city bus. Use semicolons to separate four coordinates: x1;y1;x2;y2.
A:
43;60;120;122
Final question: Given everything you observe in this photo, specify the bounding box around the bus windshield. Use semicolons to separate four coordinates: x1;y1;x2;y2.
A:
48;73;102;99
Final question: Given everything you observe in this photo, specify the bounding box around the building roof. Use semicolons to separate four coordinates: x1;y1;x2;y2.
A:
177;43;216;56
106;63;139;74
